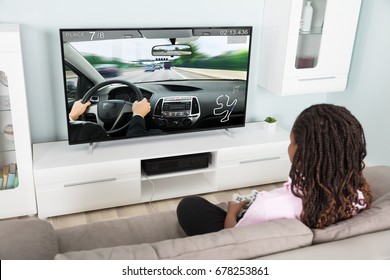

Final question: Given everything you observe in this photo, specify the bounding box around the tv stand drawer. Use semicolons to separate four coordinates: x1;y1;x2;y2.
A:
36;177;140;219
34;159;139;186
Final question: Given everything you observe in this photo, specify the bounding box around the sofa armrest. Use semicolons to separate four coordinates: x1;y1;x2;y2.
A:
0;219;58;260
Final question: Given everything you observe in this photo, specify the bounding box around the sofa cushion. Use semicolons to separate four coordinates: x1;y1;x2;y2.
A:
55;219;313;260
260;229;390;260
56;210;186;253
312;177;390;244
0;219;58;260
363;165;390;201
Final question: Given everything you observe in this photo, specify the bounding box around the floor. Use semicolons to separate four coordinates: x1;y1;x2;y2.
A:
16;182;281;230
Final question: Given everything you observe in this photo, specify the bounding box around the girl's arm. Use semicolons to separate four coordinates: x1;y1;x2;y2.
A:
224;201;248;228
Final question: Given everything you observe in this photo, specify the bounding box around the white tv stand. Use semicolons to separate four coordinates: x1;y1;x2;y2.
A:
33;122;291;219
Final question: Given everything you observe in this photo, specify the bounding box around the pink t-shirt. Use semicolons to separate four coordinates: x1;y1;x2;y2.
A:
236;179;367;227
236;180;302;227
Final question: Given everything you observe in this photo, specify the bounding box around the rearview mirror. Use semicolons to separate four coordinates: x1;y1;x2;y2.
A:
152;44;192;56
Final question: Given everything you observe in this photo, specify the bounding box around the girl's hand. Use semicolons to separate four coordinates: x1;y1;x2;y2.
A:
227;200;248;216
224;200;248;229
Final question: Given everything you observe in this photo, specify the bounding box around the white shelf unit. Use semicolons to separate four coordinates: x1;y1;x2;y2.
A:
0;24;37;219
33;123;291;219
258;0;362;95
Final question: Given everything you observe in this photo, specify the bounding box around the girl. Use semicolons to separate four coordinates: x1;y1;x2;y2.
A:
176;104;372;236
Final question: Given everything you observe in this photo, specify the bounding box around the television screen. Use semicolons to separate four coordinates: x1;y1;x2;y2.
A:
60;26;252;144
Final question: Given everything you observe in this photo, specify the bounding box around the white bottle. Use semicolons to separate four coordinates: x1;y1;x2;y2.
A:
301;0;313;33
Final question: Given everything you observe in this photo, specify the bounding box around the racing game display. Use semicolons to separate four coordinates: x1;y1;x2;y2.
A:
60;27;252;144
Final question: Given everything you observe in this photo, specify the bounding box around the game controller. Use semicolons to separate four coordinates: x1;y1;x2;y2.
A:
232;190;259;204
232;190;259;219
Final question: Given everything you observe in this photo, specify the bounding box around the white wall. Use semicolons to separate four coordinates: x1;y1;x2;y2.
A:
0;0;388;165
327;0;390;165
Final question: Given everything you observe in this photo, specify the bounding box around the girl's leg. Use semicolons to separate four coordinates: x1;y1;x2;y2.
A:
176;195;227;236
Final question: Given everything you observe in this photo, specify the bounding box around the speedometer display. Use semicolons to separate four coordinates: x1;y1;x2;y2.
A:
113;93;131;101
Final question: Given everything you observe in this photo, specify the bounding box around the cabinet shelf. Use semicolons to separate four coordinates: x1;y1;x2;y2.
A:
258;0;362;95
141;173;217;202
0;24;36;218
141;166;216;181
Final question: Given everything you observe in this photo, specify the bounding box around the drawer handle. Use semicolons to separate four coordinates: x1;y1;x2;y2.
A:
64;177;117;187
298;76;336;81
239;156;281;164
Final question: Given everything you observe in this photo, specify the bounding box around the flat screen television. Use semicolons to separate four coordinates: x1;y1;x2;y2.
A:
59;26;252;145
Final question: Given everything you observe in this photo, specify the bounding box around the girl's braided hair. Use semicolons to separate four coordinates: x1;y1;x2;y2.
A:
289;104;372;229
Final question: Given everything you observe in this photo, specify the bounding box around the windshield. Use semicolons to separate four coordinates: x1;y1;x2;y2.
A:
64;28;251;84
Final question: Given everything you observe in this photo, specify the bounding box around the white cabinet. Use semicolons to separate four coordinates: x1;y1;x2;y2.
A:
0;24;37;219
258;0;362;95
33;123;291;219
34;158;141;218
217;143;290;189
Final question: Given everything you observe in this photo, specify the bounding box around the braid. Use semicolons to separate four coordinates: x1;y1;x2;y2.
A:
289;104;372;229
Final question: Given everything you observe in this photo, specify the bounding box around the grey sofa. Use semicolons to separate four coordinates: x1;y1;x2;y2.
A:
1;165;389;260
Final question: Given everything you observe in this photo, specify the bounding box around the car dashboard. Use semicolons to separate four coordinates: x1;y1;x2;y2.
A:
105;79;247;132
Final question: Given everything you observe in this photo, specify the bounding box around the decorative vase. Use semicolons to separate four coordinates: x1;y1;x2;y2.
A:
263;121;277;132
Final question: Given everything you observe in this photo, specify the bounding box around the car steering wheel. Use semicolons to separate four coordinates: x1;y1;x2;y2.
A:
81;79;144;134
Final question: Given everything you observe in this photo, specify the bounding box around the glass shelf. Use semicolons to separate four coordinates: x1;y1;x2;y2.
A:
0;70;17;190
295;0;327;69
299;27;323;36
0;140;15;153
0;71;8;88
0;95;11;112
0;110;14;152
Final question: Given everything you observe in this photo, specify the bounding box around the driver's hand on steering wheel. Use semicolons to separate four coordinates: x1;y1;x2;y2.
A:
69;99;91;121
132;98;151;118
